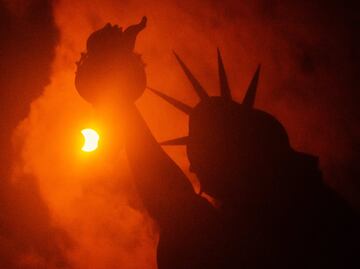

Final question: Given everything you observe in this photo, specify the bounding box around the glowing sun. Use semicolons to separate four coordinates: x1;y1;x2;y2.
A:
81;128;100;152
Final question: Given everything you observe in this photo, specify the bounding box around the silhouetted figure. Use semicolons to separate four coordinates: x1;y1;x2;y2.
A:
75;17;359;269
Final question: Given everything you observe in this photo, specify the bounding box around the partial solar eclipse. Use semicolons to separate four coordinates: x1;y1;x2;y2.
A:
81;128;99;152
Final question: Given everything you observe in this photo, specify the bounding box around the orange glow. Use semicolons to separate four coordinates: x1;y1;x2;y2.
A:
9;1;351;268
81;128;100;152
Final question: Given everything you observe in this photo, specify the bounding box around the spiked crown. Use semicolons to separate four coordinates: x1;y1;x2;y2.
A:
149;50;290;179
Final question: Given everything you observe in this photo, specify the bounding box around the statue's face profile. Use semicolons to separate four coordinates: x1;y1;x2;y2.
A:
186;98;290;201
148;50;291;202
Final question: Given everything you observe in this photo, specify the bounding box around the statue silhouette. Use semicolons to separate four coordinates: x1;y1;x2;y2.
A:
75;17;359;269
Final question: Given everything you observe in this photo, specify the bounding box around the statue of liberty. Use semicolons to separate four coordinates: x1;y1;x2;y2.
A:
75;17;359;269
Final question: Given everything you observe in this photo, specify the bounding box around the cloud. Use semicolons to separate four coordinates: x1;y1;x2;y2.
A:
1;0;358;268
0;1;73;268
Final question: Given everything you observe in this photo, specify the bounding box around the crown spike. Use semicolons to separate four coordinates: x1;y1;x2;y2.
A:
147;87;192;115
242;65;261;108
160;136;189;146
173;51;209;100
217;48;232;100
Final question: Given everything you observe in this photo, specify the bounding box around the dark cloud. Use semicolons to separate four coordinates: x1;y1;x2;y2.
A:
0;0;358;268
0;1;71;268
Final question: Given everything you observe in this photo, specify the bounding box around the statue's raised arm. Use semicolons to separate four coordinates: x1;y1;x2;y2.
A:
74;17;207;226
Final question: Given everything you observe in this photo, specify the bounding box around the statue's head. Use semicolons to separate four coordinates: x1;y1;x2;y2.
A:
150;50;292;202
75;17;147;107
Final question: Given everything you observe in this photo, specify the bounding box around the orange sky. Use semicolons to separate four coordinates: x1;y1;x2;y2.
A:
7;0;358;268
